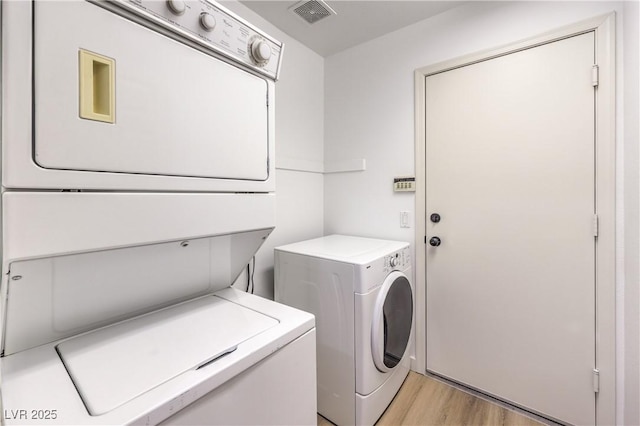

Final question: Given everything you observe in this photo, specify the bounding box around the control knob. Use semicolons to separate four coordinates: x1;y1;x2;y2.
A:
390;255;399;268
250;39;272;65
167;0;186;15
200;12;216;31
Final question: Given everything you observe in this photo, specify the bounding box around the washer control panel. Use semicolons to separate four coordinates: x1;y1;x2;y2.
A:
384;247;411;272
109;0;283;80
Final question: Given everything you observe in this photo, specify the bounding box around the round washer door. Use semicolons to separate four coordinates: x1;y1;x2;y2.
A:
371;270;413;373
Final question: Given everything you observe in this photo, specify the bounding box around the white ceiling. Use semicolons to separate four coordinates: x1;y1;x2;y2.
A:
238;1;466;57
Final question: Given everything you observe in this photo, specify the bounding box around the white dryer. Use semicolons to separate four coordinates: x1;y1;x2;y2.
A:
0;0;317;424
275;235;414;426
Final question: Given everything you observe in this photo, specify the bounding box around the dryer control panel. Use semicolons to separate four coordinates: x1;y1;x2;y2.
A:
384;247;411;273
106;0;283;80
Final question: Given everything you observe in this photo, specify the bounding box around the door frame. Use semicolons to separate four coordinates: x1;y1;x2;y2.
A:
414;14;616;425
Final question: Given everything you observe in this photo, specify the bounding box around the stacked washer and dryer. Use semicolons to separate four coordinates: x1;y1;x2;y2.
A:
276;235;414;426
1;1;316;425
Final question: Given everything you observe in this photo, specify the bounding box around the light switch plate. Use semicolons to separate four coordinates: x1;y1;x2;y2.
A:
400;211;411;228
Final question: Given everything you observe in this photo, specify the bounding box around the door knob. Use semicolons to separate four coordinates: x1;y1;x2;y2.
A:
429;237;441;247
430;213;441;223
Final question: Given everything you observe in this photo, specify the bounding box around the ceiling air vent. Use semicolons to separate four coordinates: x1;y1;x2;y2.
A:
290;0;336;25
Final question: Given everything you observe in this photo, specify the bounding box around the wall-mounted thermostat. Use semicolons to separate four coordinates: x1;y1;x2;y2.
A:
394;176;415;192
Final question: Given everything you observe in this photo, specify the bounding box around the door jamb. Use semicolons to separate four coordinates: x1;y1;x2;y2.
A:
413;13;616;425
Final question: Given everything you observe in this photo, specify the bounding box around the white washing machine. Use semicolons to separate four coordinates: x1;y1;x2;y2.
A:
275;235;414;426
1;1;317;424
1;232;317;425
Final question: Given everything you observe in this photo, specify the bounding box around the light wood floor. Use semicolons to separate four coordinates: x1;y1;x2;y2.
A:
317;372;543;426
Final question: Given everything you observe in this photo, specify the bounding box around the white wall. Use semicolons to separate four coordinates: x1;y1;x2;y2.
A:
221;1;325;299
324;1;638;424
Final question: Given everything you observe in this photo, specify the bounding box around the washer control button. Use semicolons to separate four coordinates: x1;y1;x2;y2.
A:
200;12;216;31
250;39;272;65
167;0;186;15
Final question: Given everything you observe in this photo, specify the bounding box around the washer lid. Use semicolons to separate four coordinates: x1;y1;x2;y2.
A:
57;295;278;415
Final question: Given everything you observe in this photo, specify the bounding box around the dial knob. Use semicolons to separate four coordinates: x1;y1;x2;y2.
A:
251;40;272;64
390;256;399;268
167;0;186;15
200;12;216;31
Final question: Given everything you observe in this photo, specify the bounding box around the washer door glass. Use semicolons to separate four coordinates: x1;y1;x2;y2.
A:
372;271;413;372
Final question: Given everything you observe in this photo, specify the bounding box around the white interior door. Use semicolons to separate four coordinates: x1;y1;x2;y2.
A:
425;33;596;425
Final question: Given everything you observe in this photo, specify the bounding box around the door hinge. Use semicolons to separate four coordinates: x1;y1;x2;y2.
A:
592;368;600;393
593;214;599;237
266;93;269;107
592;65;599;87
